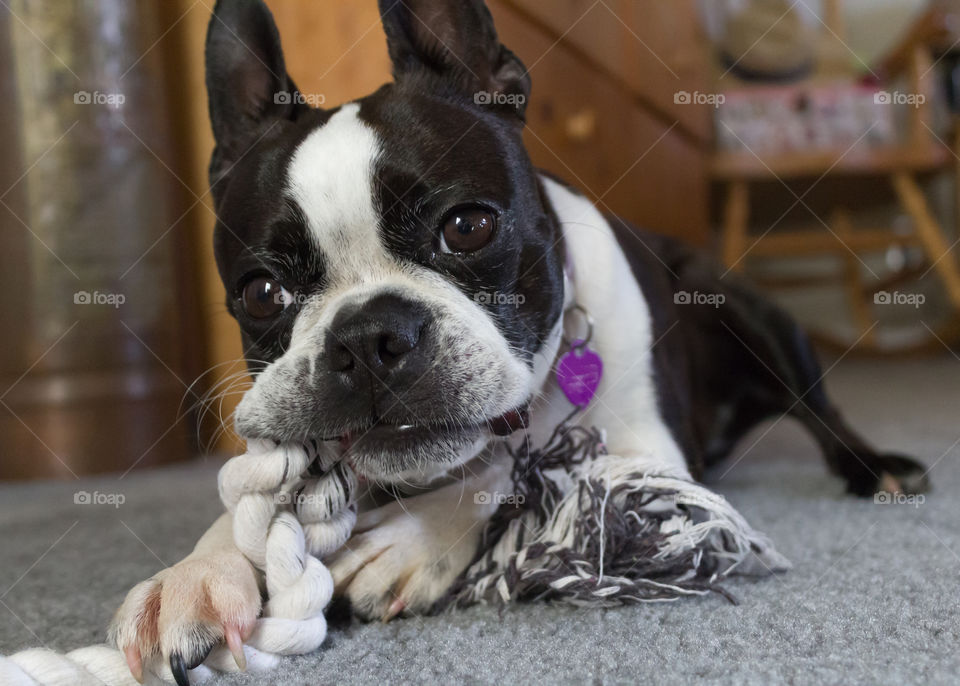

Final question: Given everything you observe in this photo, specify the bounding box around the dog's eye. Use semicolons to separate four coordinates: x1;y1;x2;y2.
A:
241;276;291;319
440;207;496;253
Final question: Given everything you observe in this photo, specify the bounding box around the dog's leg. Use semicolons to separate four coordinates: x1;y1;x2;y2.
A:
689;269;929;497
326;453;512;621
109;513;262;683
755;316;929;496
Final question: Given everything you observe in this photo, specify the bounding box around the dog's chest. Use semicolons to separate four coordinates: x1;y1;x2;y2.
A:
521;177;689;478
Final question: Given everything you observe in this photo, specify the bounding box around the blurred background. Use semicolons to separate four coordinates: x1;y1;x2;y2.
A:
2;0;959;480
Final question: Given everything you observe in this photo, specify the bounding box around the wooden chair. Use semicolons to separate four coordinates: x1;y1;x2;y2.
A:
712;1;960;353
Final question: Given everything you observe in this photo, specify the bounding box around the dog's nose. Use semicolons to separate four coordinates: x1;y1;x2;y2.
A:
325;293;429;376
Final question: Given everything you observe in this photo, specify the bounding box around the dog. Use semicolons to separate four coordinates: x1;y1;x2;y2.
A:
110;0;930;683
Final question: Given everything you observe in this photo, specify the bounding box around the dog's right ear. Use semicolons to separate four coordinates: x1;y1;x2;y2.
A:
378;0;530;119
205;0;304;191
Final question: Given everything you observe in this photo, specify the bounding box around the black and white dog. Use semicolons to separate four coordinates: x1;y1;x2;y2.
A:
112;0;929;681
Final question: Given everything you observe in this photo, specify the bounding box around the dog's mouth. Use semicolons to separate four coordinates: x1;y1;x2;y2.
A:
238;393;532;481
339;406;529;451
330;405;529;479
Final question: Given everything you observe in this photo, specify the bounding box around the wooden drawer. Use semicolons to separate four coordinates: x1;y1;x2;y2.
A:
491;0;709;245
499;0;710;142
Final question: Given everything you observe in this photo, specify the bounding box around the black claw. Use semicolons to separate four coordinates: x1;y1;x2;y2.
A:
169;631;215;686
325;594;355;628
170;653;191;686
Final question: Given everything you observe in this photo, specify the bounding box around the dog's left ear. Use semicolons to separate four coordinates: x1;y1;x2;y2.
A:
205;0;306;193
379;0;530;119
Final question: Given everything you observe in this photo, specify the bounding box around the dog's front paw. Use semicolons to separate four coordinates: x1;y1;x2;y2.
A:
109;550;261;685
326;491;488;621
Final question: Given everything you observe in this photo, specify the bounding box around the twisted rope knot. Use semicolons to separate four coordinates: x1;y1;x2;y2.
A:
218;439;357;660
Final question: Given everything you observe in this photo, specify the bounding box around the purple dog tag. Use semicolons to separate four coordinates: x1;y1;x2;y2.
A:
556;339;603;407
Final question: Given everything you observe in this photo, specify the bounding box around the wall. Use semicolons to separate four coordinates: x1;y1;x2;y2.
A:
699;0;927;66
842;0;927;64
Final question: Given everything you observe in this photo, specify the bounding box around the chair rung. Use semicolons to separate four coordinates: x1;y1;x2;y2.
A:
749;229;921;257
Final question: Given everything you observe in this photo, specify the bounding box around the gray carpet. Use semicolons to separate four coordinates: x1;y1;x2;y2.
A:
2;356;959;685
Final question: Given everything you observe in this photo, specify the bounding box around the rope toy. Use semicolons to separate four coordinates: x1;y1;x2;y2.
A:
0;418;788;684
444;413;790;609
0;439;357;686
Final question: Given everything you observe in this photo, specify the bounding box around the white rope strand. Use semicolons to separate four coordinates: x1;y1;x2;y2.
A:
0;647;138;686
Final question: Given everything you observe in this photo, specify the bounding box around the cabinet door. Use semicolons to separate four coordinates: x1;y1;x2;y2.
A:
500;0;710;142
490;0;709;245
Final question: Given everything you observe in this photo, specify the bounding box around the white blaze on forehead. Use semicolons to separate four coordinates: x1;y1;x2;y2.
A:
285;103;392;283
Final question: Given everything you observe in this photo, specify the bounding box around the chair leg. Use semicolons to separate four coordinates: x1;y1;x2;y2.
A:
722;180;750;271
833;208;876;345
892;171;960;310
